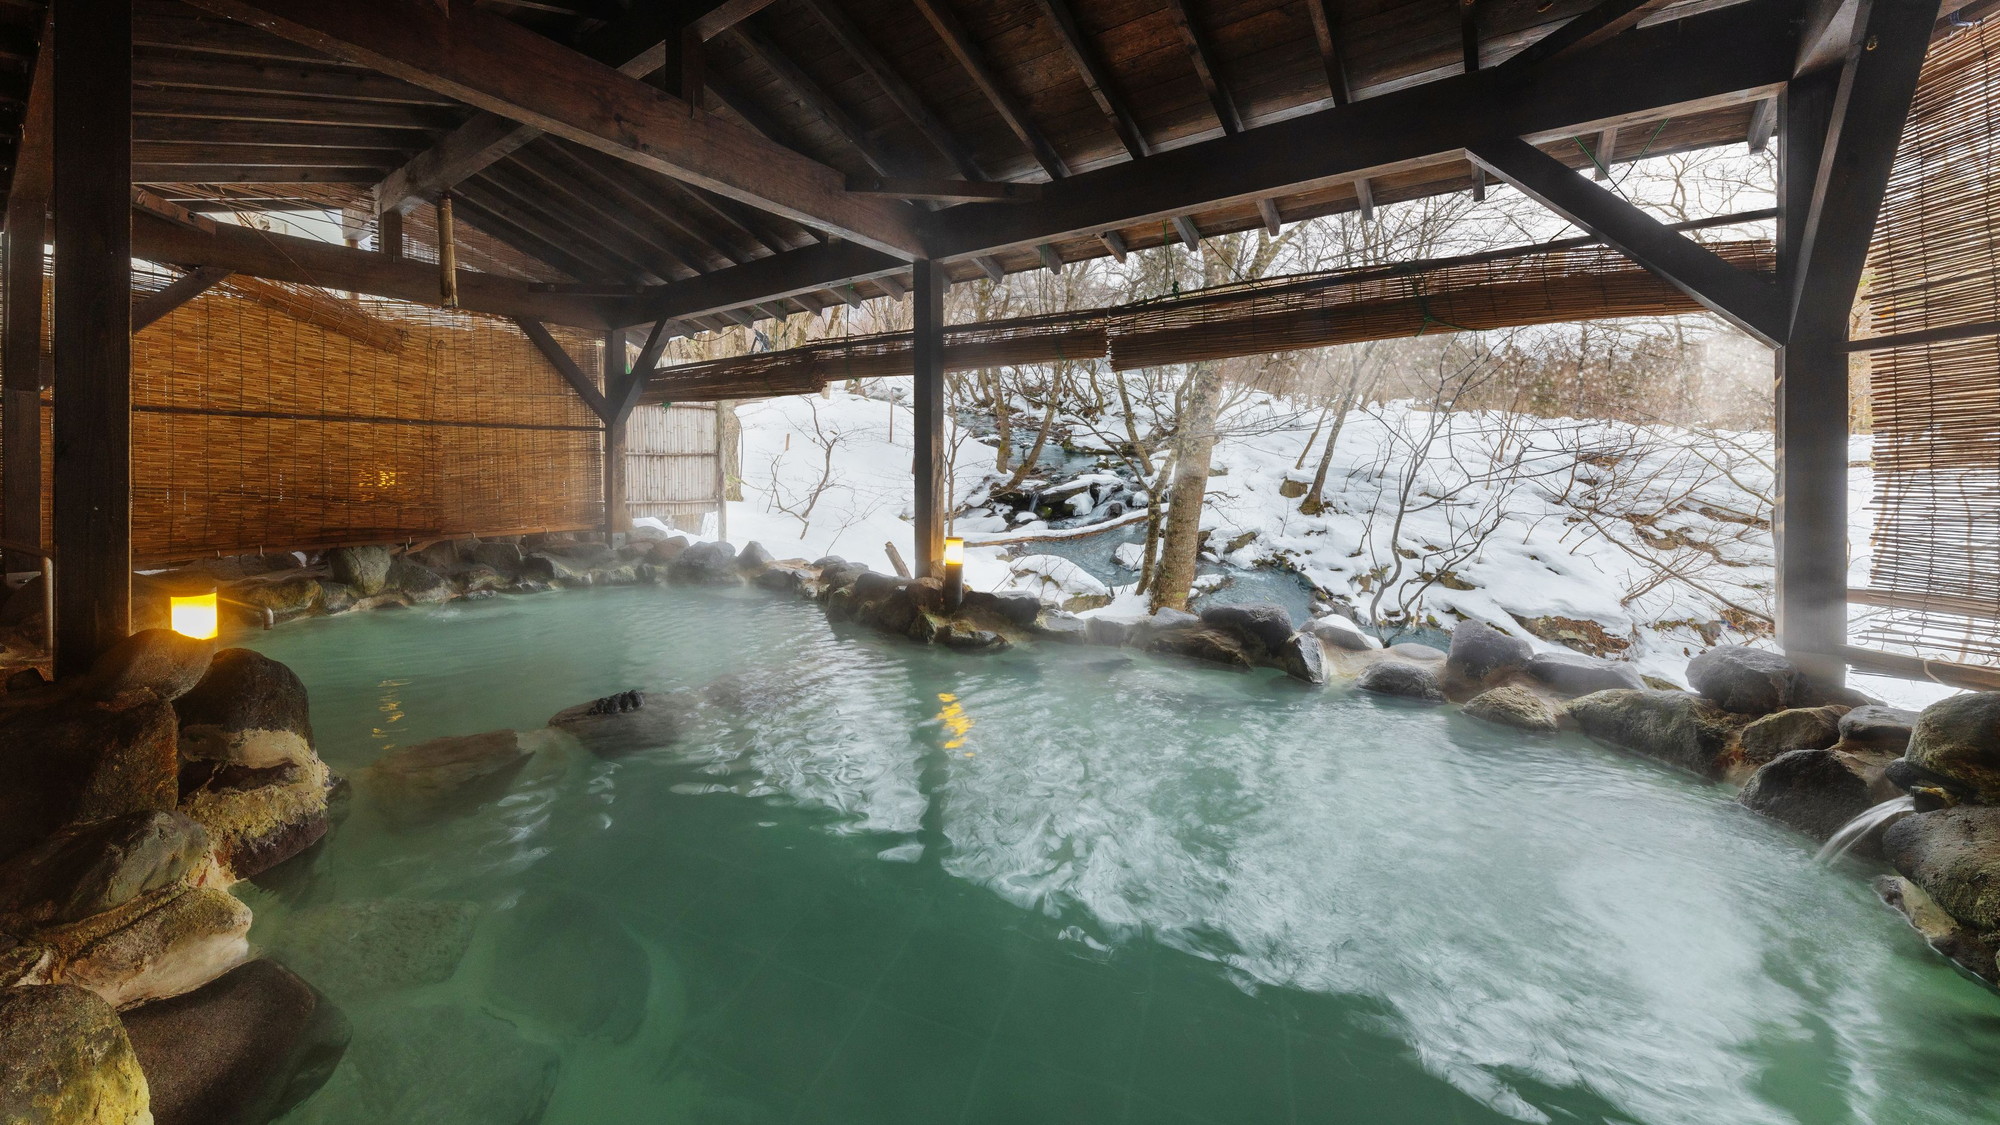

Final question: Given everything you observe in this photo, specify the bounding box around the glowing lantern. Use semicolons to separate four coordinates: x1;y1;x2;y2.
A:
941;536;966;612
169;591;219;640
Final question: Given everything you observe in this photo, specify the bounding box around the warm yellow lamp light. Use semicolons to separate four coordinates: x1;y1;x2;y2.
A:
941;536;966;611
942;536;965;565
170;591;219;640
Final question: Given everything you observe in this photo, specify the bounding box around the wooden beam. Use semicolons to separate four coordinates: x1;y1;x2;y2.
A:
516;316;610;421
847;175;1039;203
973;255;1004;281
1500;0;1673;73
1036;243;1064;273
634;238;904;324
910;0;1069;180
796;0;984;180
1031;0;1149;159
876;273;907;299
1257;198;1282;235
2;15;50;572
132;204;632;325
132;266;230;331
1304;0;1376;219
1593;127;1616;179
1774;0;1933;685
191;0;925;258
1100;229;1128;261
911;259;945;576
1746;97;1776;152
1462;0;1482;75
603;325;628;536
371;0;779;214
378;205;402;258
1163;0;1243;135
52;0;134;676
1172;214;1201;248
918;0;1791;264
1467;137;1785;344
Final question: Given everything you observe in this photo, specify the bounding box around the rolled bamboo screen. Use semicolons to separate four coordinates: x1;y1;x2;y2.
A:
1858;18;2000;665
645;241;1774;398
11;264;608;562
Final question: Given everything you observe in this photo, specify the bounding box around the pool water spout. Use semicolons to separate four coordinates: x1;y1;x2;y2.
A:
1816;794;1918;864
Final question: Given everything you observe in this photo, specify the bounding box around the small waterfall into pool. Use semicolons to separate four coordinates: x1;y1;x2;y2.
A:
1816;795;1918;863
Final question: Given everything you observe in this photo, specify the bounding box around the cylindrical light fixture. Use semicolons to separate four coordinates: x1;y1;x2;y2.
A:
942;536;965;612
169;589;219;640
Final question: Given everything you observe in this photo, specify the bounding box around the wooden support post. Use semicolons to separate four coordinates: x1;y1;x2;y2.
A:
51;0;133;677
603;326;628;539
3;22;51;574
378;206;402;259
911;259;945;578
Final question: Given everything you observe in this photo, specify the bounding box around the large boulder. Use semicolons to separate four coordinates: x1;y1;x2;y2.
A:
0;812;208;930
265;900;478;999
79;629;216;710
328;547;392;597
1356;661;1445;703
1875;875;2000;984
1565;689;1747;778
962;589;1043;629
0;983;152;1125
733;541;774;574
286;1003;557;1125
229;576;321;622
548;691;696;759
357;731;532;828
1445;620;1533;683
1309;615;1379;652
121;959;349;1125
1462;685;1560;733
1386;641;1447;663
1905;693;2000;805
1197;603;1295;657
1524;651;1644;696
1738;749;1879;841
1738;706;1846;767
386;559;452;605
1686;645;1807;715
1839;705;1919;754
464;542;524;576
813;558;867;596
1141;625;1254;669
1083;616;1137;647
0;702;181;867
177;754;331;881
1882;805;2000;931
667;540;740;585
58;887;252;1010
1274;632;1325;685
174;648;314;770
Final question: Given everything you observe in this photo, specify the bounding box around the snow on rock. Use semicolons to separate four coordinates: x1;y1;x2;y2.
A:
1113;542;1146;570
1007;555;1110;605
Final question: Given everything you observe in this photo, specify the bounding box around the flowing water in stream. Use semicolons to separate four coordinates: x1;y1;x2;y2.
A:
238;585;2000;1125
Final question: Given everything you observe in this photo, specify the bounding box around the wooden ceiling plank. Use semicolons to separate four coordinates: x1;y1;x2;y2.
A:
1161;0;1242;135
482;159;692;281
909;0;1070;180
796;0;983;180
726;19;899;177
1499;0;1675;73
453;187;629;282
188;0;924;256
1030;0;1149;159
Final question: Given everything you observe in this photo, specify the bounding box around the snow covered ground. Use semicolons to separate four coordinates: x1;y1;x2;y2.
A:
716;390;1952;709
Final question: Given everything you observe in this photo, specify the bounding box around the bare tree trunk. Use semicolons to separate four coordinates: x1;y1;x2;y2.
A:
1003;368;1064;489
1150;361;1224;612
984;366;1013;474
1302;358;1374;515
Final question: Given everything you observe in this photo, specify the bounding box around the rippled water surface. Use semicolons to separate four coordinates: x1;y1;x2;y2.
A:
240;586;2000;1125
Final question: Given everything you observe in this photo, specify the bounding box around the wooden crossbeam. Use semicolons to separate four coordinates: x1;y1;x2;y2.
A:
911;0;1069;180
191;0;924;257
371;0;779;214
1303;0;1374;219
1500;0;1674;73
517;317;610;420
1032;0;1149;159
1467;138;1784;344
847;176;1039;202
1164;0;1243;135
133;266;232;331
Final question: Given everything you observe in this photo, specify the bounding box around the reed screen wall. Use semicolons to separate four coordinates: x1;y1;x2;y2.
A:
15;267;609;561
1857;18;2000;666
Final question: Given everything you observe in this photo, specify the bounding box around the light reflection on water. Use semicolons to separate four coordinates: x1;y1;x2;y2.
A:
237;586;2000;1125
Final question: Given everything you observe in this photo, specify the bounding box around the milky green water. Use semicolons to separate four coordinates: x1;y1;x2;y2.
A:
236;585;2000;1125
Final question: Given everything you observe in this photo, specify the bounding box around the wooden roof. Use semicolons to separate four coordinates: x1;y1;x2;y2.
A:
10;0;1972;331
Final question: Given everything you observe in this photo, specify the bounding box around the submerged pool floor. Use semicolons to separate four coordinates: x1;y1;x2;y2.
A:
239;586;2000;1125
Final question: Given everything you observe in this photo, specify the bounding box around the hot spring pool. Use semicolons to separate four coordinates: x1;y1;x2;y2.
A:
233;584;2000;1125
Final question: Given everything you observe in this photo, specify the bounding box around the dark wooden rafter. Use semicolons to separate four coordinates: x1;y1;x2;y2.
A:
188;0;926;257
1303;0;1373;219
508;145;704;276
909;0;1070;180
133;265;232;331
725;18;900;177
515;315;610;420
1747;97;1776;151
1499;0;1674;72
795;0;983;180
1463;0;1486;201
1030;0;1148;159
847;176;1039;202
1466;137;1785;344
1163;0;1242;135
453;185;627;281
371;0;781;214
911;258;946;576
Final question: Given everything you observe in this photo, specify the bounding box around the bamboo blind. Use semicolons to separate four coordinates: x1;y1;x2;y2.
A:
646;240;1773;396
1858;18;2000;664
11;265;608;561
